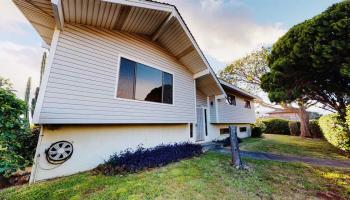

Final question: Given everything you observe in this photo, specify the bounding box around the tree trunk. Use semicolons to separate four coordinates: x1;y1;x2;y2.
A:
298;107;311;138
229;126;243;169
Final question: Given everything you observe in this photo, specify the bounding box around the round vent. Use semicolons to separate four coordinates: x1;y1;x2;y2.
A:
46;141;73;164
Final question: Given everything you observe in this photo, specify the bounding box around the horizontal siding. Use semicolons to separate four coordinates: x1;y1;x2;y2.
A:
209;96;217;123
39;24;196;124
216;97;256;124
196;89;207;107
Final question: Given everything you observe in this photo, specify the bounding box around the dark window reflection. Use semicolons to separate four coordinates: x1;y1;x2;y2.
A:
117;57;173;104
117;58;135;99
226;94;236;105
135;63;162;102
162;72;173;104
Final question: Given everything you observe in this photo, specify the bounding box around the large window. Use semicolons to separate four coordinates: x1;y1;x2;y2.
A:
117;57;173;104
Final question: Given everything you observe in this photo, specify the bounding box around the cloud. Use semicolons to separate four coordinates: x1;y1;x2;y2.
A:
0;0;30;35
0;41;43;99
162;0;286;64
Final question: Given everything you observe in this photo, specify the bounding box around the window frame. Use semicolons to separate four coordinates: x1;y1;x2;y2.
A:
114;54;175;106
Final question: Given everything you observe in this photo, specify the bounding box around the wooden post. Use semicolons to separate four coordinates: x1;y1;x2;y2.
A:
229;125;243;169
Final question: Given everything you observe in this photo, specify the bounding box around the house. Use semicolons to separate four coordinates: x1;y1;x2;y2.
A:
265;109;321;121
13;0;256;183
266;109;300;121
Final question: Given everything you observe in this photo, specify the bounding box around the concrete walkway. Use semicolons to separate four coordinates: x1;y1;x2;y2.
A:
204;143;350;168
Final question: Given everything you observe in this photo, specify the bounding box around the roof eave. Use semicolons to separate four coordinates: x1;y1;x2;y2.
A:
104;0;226;95
219;79;259;100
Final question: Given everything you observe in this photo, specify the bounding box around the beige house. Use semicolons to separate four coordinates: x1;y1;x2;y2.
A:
266;110;300;121
266;109;321;121
13;0;257;182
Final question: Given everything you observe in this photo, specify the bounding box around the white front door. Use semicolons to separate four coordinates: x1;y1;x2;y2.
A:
196;107;207;142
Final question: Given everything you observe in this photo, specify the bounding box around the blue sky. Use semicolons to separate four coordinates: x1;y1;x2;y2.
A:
0;0;341;101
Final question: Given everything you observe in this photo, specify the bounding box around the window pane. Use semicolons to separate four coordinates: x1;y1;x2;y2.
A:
117;58;135;99
135;63;162;102
162;72;173;104
220;128;229;135
239;127;247;132
227;94;236;105
245;100;251;108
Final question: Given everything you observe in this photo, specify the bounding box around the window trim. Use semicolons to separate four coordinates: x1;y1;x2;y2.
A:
114;54;175;106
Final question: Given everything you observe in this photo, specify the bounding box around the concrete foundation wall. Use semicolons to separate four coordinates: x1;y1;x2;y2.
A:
31;124;190;182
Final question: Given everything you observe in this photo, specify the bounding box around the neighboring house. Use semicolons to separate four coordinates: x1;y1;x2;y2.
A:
266;109;300;121
266;109;321;121
13;0;256;182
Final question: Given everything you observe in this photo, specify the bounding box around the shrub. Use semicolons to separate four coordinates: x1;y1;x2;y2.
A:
346;105;350;128
215;137;242;147
251;126;262;138
260;118;290;135
96;143;202;175
288;121;300;136
0;88;33;177
309;120;322;138
251;121;264;137
319;114;350;152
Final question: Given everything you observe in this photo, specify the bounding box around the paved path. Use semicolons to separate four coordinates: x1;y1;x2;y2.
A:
204;143;350;168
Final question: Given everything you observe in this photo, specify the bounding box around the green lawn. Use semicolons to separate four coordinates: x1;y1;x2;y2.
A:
240;134;349;160
1;152;349;200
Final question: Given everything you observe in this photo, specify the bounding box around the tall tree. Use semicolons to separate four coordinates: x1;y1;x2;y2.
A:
220;47;313;137
261;2;350;125
219;47;269;94
0;77;13;92
39;52;46;84
31;52;47;117
24;77;31;120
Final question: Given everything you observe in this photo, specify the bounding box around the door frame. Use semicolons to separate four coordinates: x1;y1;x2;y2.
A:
196;106;208;142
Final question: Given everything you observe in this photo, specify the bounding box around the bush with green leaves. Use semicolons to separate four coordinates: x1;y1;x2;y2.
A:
319;114;350;152
309;120;323;138
288;121;300;136
346;106;350;128
0;88;35;177
259;118;290;135
251;121;265;137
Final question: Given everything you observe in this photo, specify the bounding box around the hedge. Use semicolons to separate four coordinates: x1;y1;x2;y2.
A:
251;121;265;137
259;118;290;135
309;120;322;138
319;114;350;152
95;143;202;175
288;121;300;136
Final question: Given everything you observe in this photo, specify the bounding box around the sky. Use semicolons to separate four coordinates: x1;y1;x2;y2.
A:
0;0;341;113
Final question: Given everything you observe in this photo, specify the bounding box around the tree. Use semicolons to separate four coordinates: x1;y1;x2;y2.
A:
24;77;31;120
0;78;34;177
31;52;47;117
0;77;13;92
261;1;350;125
219;47;269;93
220;47;312;137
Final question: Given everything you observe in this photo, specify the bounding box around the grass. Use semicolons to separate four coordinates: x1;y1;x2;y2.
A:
240;134;349;160
1;152;349;200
